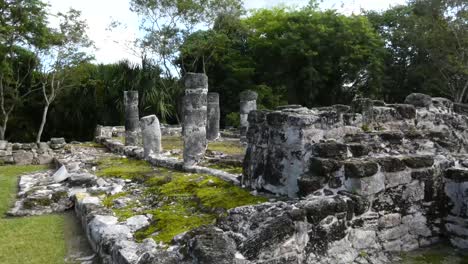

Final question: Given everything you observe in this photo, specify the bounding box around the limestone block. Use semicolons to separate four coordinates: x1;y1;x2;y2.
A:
13;150;34;165
404;93;432;108
140;115;162;159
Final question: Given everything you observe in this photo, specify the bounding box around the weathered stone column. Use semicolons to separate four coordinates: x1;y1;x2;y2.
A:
183;73;208;166
206;92;220;141
124;91;139;146
240;90;258;139
140;115;162;159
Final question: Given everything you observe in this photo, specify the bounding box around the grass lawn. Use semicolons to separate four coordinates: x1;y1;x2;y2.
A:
0;165;67;264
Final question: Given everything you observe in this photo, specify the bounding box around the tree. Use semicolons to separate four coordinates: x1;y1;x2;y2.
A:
129;0;244;78
0;0;51;140
35;9;94;143
248;7;385;107
366;0;467;103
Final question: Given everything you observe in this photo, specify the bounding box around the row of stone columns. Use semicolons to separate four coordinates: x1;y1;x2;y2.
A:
123;73;257;167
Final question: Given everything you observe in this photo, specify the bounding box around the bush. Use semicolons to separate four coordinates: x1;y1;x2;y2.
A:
225;112;240;128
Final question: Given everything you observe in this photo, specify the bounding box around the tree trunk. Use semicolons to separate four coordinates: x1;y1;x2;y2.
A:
36;104;49;143
0;114;8;140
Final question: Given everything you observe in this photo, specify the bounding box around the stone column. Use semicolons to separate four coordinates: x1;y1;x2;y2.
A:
206;92;220;141
124;91;139;146
240;90;258;139
140;115;162;159
183;73;208;166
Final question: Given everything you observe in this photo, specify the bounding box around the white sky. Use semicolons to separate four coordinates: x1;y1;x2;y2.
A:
47;0;407;64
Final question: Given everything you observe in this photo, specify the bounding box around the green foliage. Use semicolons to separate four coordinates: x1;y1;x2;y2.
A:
366;0;467;103
225;112;240;128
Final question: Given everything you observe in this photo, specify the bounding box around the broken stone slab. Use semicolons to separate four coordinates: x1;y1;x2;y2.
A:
376;156;406;172
69;173;97;187
309;157;342;176
404;93;432;108
12;150;34;165
53;165;69;183
344;159;379;178
125;215;150;232
312;142;348;159
140;114;162;159
402;155;434;168
50;137;66;149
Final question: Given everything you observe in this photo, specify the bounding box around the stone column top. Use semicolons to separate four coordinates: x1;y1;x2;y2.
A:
184;73;208;90
207;92;219;102
240;90;258;101
124;90;139;104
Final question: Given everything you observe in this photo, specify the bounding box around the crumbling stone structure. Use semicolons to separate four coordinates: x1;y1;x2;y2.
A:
207;92;220;141
241;93;468;260
0;139;63;165
182;73;208;166
239;90;258;139
124;91;139;146
140;115;162;159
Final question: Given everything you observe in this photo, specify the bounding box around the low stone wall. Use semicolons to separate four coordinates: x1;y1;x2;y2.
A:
95;125;182;140
0;138;65;165
96;137;240;185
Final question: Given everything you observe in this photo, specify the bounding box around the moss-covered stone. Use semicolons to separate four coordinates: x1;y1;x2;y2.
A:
95;157;267;245
96;157;155;181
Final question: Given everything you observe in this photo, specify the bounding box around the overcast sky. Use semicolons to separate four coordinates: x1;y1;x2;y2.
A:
47;0;407;64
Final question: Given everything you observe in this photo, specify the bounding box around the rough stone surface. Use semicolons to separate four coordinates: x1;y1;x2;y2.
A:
240;90;258;139
124;91;139;146
140;115;162;159
183;73;208;166
207;92;220;141
404;93;433;108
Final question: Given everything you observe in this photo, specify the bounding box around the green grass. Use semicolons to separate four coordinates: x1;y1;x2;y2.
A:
0;165;67;264
96;157;267;244
208;140;244;155
161;136;183;151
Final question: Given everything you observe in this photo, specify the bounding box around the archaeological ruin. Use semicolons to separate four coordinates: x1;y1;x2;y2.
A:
4;74;468;263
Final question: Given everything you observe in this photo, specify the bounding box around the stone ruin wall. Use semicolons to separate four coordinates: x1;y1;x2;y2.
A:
243;93;468;253
0;138;66;165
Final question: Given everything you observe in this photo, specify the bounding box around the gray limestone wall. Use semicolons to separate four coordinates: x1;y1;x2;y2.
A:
243;94;468;255
182;73;208;166
0;139;64;165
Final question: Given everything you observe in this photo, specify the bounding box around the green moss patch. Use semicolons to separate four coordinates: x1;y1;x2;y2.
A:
96;157;155;181
203;162;243;174
208;140;244;155
161;136;183;151
96;158;266;245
